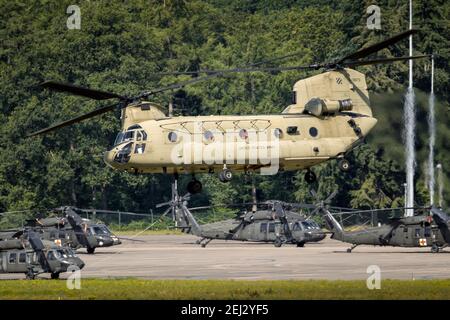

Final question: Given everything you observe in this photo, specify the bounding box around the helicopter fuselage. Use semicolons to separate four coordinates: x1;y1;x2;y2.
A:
104;112;377;175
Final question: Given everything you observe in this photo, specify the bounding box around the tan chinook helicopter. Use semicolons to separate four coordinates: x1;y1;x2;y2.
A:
29;30;427;194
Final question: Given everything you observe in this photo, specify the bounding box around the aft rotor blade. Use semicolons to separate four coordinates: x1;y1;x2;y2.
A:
27;102;117;137
40;81;127;100
337;29;418;63
344;54;429;67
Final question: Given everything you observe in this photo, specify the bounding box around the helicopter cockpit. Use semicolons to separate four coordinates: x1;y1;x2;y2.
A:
114;124;148;146
112;124;148;163
89;224;121;247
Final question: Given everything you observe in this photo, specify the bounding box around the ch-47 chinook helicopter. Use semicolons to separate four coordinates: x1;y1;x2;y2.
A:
0;231;85;279
312;191;450;253
28;30;428;194
156;182;325;247
0;206;121;254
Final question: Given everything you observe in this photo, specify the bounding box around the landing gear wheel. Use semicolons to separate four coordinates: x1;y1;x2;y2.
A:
201;243;207;248
187;179;203;194
304;170;317;184
338;159;350;172
296;242;305;247
25;270;36;280
219;169;233;183
274;238;283;248
87;247;95;254
431;244;440;253
51;272;60;280
346;248;352;253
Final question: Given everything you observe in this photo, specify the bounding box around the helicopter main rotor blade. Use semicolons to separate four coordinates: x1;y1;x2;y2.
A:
40;81;127;100
27;102;118;137
151;51;312;76
336;29;418;64
344;55;429;67
136;72;226;100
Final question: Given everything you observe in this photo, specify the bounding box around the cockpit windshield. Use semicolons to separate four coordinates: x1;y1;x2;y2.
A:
55;248;76;259
301;221;317;230
114;125;147;146
92;225;111;235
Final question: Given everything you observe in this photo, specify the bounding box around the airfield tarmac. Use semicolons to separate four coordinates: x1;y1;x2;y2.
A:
1;234;449;280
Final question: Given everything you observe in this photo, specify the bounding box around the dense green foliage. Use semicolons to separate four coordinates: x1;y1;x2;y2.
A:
0;0;448;227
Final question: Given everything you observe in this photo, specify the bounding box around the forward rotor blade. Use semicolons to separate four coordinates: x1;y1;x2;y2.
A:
151;51;311;76
337;29;418;63
40;81;127;100
144;64;318;78
137;73;225;100
344;54;429;67
27;102;117;137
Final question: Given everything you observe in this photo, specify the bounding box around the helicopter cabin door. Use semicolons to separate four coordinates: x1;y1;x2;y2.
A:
6;250;27;272
265;222;281;242
258;222;268;241
400;225;412;246
0;252;6;272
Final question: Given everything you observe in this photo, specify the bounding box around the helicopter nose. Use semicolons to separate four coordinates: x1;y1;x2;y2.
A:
104;150;116;168
357;117;378;137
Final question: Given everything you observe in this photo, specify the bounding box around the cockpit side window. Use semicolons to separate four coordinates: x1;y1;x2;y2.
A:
47;251;56;260
8;252;17;264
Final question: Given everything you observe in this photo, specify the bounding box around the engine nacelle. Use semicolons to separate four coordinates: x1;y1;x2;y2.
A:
305;98;353;116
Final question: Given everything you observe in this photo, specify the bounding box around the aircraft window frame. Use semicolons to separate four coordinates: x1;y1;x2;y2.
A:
134;143;146;154
274;128;283;138
47;251;56;260
168;131;178;143
292;91;297;104
268;223;276;233
260;223;268;233
301;221;314;230
424;227;431;237
415;228;421;238
92;225;110;235
287;126;298;135
114;130;137;146
309;127;318;137
18;252;26;264
127;124;142;130
204;130;214;142
239;129;248;140
8;252;17;264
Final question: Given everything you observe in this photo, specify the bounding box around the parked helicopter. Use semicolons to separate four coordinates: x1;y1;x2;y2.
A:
28;30;428;194
156;182;325;247
0;231;85;279
312;191;450;253
0;206;121;254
